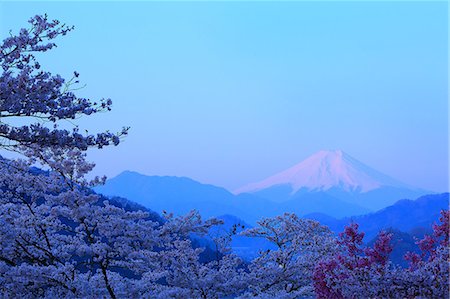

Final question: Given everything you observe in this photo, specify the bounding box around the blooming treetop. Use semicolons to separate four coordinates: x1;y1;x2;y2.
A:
0;14;128;154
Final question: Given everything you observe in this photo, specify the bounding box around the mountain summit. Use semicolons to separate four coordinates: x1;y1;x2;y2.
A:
235;150;408;194
235;150;425;209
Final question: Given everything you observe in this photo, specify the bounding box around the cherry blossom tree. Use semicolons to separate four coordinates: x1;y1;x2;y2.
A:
400;210;449;298
0;15;238;298
0;14;128;154
240;213;336;298
0;148;150;297
0;147;239;298
140;212;249;298
0;16;132;296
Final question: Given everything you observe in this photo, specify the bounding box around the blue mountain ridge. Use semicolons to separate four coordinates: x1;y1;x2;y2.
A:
94;171;371;224
303;192;449;240
303;193;449;266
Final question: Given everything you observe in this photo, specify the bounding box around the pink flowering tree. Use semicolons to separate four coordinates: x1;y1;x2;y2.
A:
405;210;449;267
399;210;449;298
313;222;395;298
313;212;449;298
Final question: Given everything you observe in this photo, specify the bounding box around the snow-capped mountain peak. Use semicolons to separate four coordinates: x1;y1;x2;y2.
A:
235;150;409;194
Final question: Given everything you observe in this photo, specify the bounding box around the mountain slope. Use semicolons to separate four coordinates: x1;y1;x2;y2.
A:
236;150;409;194
305;193;449;267
304;193;449;241
95;171;253;220
95;171;369;223
281;192;371;218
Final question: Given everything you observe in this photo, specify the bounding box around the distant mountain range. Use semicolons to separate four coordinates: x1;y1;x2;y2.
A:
302;192;449;266
95;170;370;224
95;171;263;223
304;192;449;240
95;150;430;222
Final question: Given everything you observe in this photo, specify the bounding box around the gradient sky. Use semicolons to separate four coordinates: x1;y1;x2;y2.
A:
1;1;448;192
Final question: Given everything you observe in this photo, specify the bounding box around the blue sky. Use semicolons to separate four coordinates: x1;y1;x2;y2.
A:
1;1;448;192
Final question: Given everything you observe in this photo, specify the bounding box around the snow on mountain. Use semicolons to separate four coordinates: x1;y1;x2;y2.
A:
235;150;411;195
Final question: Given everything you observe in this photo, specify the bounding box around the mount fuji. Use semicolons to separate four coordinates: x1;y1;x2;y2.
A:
235;150;427;210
